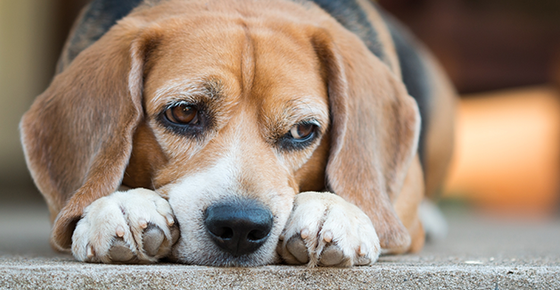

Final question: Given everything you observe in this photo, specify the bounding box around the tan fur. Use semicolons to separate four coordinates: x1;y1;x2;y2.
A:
21;19;147;250
311;27;421;252
122;122;168;189
393;154;425;253
21;0;454;258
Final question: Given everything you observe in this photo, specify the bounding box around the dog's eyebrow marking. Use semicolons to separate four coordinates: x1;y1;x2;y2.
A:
203;79;224;99
271;98;329;128
150;78;223;108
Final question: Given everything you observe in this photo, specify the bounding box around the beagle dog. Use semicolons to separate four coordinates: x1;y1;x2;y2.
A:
20;0;455;266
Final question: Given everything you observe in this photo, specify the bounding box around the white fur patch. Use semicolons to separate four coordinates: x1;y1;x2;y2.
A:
72;188;175;263
165;139;293;266
278;192;381;267
149;78;209;109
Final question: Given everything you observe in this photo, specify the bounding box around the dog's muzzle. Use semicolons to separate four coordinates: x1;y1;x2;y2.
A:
204;198;273;256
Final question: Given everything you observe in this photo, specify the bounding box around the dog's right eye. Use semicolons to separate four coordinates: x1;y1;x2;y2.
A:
159;101;211;138
164;104;199;125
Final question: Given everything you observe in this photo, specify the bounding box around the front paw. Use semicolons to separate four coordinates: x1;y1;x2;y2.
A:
278;192;380;267
72;188;180;263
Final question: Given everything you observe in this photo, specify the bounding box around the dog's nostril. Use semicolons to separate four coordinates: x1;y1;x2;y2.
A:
212;227;234;240
204;199;273;256
247;229;267;241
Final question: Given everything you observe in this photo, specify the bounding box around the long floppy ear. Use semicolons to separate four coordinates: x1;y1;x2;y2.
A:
313;28;421;253
20;19;160;252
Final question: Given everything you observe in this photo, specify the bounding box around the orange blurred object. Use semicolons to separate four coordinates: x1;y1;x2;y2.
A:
444;86;560;216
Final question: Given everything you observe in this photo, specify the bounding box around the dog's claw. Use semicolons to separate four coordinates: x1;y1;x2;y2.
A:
116;225;125;238
86;245;95;259
323;231;333;243
139;219;148;229
166;216;175;226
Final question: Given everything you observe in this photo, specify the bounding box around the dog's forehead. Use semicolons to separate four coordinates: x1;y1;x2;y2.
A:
142;18;328;115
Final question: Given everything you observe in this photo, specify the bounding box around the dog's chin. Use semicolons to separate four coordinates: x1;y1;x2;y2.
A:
169;235;281;266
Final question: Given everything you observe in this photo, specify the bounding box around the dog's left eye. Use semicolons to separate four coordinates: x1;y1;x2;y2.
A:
289;123;315;140
164;104;199;125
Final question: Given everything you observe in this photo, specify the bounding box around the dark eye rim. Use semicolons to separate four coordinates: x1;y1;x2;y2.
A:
157;101;210;137
278;120;321;151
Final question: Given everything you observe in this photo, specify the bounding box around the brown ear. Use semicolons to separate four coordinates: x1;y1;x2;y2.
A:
20;19;160;251
313;28;421;253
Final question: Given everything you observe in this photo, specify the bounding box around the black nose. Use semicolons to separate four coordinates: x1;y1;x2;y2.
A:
204;199;273;256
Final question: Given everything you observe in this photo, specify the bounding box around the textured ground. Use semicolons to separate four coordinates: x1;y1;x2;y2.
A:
1;201;559;289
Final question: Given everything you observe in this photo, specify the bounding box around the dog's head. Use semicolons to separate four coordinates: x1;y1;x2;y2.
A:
21;0;419;266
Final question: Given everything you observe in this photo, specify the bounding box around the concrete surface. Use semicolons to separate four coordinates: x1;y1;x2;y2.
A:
1;201;559;289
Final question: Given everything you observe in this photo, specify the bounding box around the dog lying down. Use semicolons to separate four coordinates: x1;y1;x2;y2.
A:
20;0;455;267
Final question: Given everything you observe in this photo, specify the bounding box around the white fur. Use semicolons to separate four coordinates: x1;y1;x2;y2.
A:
164;135;294;266
150;78;208;109
72;188;175;263
279;192;381;267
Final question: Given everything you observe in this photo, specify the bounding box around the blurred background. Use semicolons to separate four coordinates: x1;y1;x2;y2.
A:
378;0;560;218
1;0;560;218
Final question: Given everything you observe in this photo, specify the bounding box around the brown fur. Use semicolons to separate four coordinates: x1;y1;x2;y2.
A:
21;0;454;256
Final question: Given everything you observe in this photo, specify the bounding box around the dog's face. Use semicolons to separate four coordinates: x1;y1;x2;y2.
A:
21;0;421;263
123;17;331;265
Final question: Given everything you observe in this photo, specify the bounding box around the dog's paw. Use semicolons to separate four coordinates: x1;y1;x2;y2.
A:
278;192;380;267
72;188;180;263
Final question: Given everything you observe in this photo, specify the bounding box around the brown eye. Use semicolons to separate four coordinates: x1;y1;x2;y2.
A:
165;104;199;125
289;123;315;140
